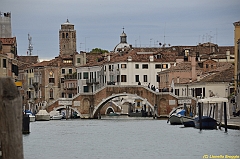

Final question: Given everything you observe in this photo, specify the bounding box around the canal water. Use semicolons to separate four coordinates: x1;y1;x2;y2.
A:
23;116;240;159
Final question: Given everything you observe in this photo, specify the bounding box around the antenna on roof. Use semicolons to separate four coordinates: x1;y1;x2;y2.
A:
28;33;33;56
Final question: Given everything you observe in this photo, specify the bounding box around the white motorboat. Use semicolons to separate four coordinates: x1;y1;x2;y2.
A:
29;114;36;122
25;110;36;122
50;110;63;120
35;110;50;121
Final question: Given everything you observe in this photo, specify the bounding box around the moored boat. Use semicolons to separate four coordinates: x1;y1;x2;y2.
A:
29;114;36;122
35;110;50;121
168;109;186;125
50;110;63;120
108;112;120;116
180;116;195;127
194;116;217;129
25;110;36;122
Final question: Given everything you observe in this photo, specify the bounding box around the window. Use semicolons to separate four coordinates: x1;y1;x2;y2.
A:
61;78;64;83
135;75;139;82
49;71;54;83
83;86;89;92
83;72;88;79
69;69;72;74
206;64;209;68
78;73;82;79
61;92;65;98
3;59;6;68
62;69;65;74
162;64;168;69
156;75;160;82
121;64;127;68
77;58;80;64
142;64;148;69
66;33;68;38
135;64;139;69
175;89;179;96
143;75;147;82
49;88;53;99
117;75;120;82
155;64;161;69
68;94;72;98
62;33;65;38
63;60;72;64
49;78;55;83
121;75;127;82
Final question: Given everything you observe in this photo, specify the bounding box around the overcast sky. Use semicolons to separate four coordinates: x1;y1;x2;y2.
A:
1;0;240;60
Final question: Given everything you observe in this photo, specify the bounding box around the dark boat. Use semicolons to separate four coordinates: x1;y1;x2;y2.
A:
180;116;195;127
194;116;217;129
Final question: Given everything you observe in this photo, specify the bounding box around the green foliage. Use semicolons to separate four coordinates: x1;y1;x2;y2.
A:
90;48;108;54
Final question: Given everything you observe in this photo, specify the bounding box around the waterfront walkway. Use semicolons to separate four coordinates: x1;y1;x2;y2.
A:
221;116;240;130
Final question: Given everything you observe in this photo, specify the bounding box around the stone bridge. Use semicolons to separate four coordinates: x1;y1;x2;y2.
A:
46;85;196;119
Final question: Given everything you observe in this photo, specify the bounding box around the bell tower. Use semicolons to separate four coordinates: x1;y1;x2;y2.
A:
59;19;76;56
120;27;127;43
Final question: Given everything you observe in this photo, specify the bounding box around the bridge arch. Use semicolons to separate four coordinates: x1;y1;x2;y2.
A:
92;93;154;117
53;105;84;118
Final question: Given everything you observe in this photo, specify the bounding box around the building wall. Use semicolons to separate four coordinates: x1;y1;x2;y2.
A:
174;82;231;98
234;21;240;90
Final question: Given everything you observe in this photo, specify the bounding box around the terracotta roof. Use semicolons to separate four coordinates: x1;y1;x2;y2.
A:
31;58;59;67
200;67;234;82
18;56;39;64
0;37;16;45
79;48;178;67
172;44;234;56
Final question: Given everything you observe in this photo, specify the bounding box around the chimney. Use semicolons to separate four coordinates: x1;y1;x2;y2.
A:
127;56;132;62
191;53;196;81
149;55;154;62
108;54;111;62
226;49;230;62
197;75;200;82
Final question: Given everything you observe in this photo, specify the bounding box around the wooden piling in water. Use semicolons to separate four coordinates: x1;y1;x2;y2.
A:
224;102;228;132
22;114;30;134
198;102;202;131
0;77;24;159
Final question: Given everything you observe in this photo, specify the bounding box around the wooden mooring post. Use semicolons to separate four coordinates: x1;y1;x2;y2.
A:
198;102;202;131
0;77;24;159
224;102;228;132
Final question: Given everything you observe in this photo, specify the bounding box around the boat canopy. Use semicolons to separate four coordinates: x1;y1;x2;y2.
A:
198;97;228;104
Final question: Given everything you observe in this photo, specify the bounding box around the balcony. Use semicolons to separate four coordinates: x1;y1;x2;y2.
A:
64;74;77;80
86;78;99;85
107;81;115;85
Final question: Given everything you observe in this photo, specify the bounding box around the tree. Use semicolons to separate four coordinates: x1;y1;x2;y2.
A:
90;48;108;54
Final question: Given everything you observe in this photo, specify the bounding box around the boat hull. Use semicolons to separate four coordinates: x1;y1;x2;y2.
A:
180;116;195;127
194;116;217;129
50;115;63;120
29;115;36;122
35;115;50;121
169;115;182;125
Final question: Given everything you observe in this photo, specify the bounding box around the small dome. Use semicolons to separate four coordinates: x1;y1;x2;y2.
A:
114;43;131;52
121;32;127;37
62;19;73;25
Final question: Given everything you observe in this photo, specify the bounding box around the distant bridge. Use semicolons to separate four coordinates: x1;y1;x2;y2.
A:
46;85;197;119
